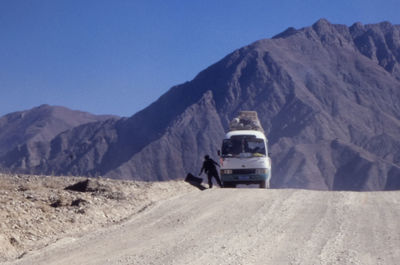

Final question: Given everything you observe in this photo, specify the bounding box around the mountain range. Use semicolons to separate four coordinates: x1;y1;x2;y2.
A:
0;104;115;157
1;19;400;191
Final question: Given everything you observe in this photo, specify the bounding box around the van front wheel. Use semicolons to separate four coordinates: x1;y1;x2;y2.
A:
260;180;269;189
223;182;236;188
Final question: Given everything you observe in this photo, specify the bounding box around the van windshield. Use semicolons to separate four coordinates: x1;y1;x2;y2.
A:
221;135;266;157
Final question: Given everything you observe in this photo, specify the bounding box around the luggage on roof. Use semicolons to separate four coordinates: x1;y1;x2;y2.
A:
229;111;264;133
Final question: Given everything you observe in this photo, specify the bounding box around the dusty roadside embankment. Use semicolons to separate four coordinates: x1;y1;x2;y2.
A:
0;173;198;262
4;186;400;265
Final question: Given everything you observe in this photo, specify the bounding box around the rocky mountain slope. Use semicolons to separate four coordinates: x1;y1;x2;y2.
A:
1;19;400;190
0;104;115;157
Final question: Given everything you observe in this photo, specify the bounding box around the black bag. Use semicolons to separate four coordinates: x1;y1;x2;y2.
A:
185;173;202;184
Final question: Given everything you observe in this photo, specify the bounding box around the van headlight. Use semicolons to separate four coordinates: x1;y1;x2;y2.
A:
255;168;268;174
222;169;233;174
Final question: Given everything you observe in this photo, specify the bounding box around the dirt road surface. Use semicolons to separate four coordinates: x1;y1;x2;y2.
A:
4;189;400;265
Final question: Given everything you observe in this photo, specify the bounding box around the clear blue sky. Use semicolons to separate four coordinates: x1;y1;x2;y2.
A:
1;0;399;117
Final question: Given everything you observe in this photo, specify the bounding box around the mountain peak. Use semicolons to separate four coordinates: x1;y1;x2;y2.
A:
0;105;116;157
313;18;331;26
1;21;400;191
272;27;298;39
311;18;336;35
349;22;365;35
37;104;51;109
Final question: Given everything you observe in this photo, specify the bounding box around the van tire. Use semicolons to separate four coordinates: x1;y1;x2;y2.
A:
260;180;269;189
223;182;236;188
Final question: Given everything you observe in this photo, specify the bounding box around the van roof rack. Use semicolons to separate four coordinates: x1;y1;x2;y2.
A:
229;111;264;133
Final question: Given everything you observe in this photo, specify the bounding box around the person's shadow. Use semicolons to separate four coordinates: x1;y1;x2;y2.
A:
185;173;207;191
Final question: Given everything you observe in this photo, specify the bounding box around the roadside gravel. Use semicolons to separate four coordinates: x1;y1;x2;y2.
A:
5;188;400;265
0;173;197;262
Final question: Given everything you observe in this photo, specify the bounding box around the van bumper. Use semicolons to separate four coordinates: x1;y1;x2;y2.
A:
221;173;269;184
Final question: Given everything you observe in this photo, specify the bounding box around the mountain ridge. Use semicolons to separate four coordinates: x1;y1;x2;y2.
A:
1;19;400;190
0;104;116;157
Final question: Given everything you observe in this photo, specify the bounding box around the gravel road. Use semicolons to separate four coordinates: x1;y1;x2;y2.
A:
5;189;400;265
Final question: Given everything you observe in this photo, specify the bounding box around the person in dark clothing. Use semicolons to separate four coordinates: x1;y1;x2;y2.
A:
199;155;223;188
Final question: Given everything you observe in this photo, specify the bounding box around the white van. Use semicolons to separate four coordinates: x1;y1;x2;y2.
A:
218;112;272;188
